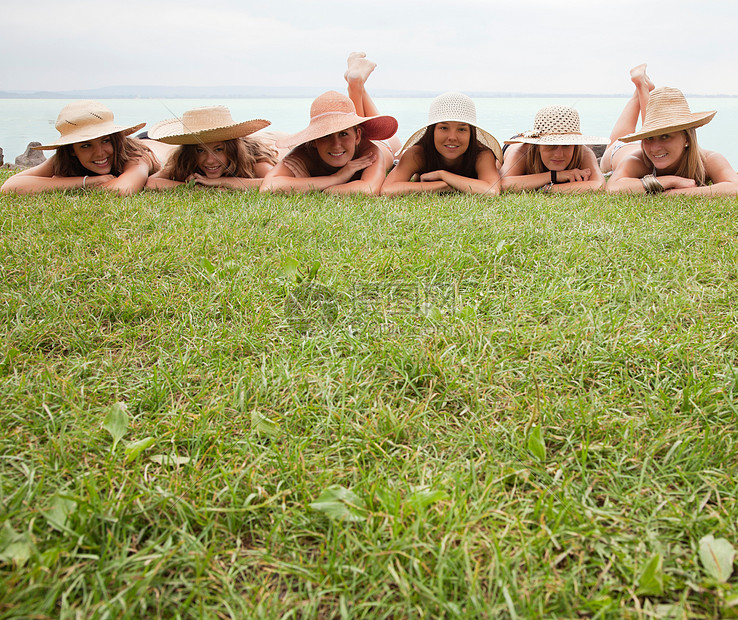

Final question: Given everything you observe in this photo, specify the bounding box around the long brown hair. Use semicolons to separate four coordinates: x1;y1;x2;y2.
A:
525;144;585;174
160;136;278;182
53;133;158;177
417;123;484;178
641;128;706;186
295;126;365;177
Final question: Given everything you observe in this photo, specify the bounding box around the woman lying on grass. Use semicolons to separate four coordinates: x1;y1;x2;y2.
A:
0;100;159;196
500;106;607;193
380;91;502;196
261;53;399;195
145;106;279;190
602;64;738;195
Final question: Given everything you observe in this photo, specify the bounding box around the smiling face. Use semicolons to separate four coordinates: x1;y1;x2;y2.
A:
642;132;688;171
313;127;361;168
538;144;575;171
72;136;115;174
195;141;230;178
433;122;471;165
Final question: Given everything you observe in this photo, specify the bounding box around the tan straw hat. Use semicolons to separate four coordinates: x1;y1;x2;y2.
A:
148;106;271;144
400;92;502;161
33;100;145;150
505;106;608;146
276;91;398;149
619;87;716;143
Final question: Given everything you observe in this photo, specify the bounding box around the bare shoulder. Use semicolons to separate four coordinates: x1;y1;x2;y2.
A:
400;145;425;169
500;143;529;174
610;149;651;180
702;148;732;166
701;148;738;182
581;146;600;166
502;142;528;160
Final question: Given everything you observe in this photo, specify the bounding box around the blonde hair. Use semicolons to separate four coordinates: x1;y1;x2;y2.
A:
161;136;278;182
525;144;585;174
641;128;707;186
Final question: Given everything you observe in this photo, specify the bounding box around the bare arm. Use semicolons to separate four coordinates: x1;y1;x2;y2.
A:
187;174;264;190
665;151;738;196
380;146;450;196
419;149;501;195
260;148;377;194
324;143;386;195
551;148;605;193
146;171;184;189
501;144;604;193
606;152;661;194
0;157;111;194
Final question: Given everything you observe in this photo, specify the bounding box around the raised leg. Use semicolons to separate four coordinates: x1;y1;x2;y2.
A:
600;64;655;172
344;52;402;160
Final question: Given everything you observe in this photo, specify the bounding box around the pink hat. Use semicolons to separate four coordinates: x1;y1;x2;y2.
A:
276;91;398;149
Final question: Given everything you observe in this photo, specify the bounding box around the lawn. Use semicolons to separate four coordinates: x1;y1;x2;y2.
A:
1;171;737;618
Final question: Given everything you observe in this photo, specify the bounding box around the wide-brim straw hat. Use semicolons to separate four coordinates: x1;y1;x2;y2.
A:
399;92;502;161
33;100;145;150
276;91;398;149
504;105;608;146
148;106;271;144
619;87;716;143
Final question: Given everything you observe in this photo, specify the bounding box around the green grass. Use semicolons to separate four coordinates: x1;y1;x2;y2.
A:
1;169;737;618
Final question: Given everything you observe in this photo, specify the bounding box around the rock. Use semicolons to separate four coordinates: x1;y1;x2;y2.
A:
590;144;607;159
15;142;46;168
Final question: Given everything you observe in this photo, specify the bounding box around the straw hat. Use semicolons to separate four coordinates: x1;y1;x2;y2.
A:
399;92;502;161
619;87;716;143
33;100;145;150
504;106;608;146
148;106;271;145
276;91;398;149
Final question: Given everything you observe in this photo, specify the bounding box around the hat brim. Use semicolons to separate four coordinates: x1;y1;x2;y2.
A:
504;133;609;146
276;114;398;149
33;122;146;150
619;111;716;143
148;118;271;145
399;123;503;162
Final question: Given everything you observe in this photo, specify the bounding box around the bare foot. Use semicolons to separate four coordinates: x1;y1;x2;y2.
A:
630;63;655;91
344;51;376;84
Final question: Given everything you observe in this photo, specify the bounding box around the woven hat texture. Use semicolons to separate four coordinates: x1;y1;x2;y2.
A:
400;92;502;160
148;106;270;145
619;87;715;143
504;106;608;146
33;100;145;150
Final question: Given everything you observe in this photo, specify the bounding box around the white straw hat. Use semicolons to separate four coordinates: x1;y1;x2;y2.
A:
33;100;145;150
148;106;270;144
619;87;716;143
399;92;502;161
504;106;608;146
276;91;398;149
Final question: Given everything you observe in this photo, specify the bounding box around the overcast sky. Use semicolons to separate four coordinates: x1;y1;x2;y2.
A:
2;0;737;95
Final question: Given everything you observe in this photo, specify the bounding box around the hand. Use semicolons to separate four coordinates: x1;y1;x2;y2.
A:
283;155;311;178
557;168;591;183
662;175;697;191
186;173;221;187
419;170;447;182
85;174;115;188
334;152;377;183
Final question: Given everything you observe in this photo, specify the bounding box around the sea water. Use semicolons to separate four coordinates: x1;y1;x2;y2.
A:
2;96;737;167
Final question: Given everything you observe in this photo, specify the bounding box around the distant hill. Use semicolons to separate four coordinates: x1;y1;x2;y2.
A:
2;85;732;99
0;85;437;99
0;85;639;99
